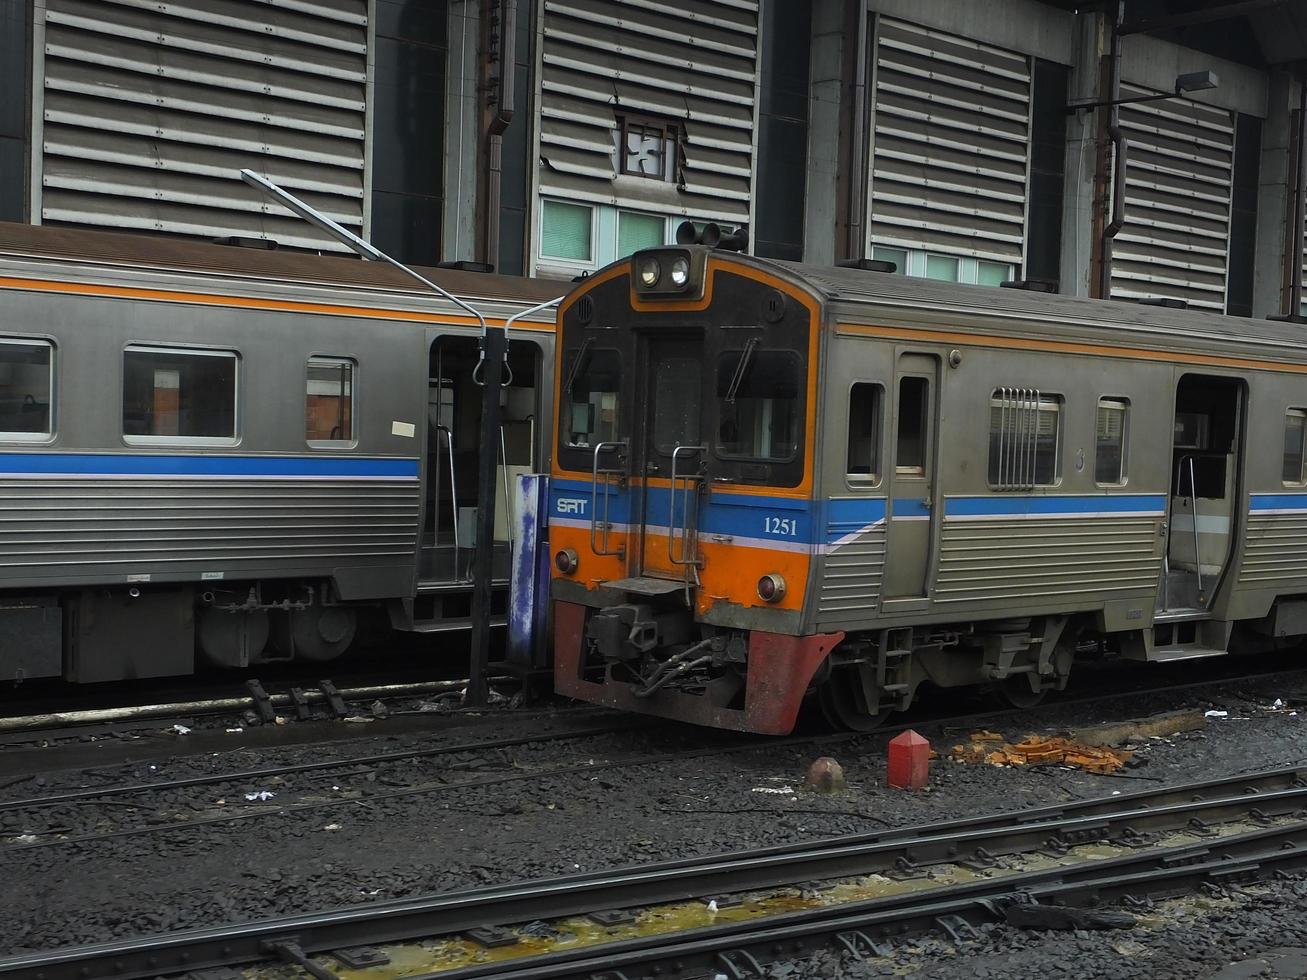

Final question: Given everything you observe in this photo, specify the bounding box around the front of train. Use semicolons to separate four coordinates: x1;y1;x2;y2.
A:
548;242;841;734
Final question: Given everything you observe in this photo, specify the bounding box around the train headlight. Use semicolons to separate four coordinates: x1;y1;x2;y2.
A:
555;548;579;574
757;573;786;603
669;256;690;288
638;257;661;288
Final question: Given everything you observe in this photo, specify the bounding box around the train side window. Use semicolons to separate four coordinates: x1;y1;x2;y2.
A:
895;377;928;475
123;346;238;445
1095;398;1129;485
0;339;53;441
846;382;882;485
1284;410;1306;484
306;357;355;447
988;389;1061;489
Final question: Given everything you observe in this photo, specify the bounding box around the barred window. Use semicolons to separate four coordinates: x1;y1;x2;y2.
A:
987;388;1061;490
1095;398;1129;485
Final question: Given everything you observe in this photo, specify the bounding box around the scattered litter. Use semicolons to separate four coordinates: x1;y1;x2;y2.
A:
323;823;342;832
14;833;37;843
706;900;720;914
244;790;275;802
274;716;287;726
948;732;1132;774
225;728;243;734
370;699;389;719
343;716;373;724
171;724;191;735
752;785;796;795
1273;699;1286;710
1205;710;1229;719
1111;790;1121;796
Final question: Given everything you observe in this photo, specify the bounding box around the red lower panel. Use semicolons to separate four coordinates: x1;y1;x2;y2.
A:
553;600;843;735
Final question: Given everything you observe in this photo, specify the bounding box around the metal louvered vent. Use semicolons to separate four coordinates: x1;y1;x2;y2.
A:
537;0;759;224
39;0;368;252
869;17;1031;265
1111;85;1234;311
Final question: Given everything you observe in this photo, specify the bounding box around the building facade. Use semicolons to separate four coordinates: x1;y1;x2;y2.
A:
2;0;1304;316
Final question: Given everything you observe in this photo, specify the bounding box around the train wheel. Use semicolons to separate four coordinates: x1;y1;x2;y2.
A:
197;608;269;668
271;606;357;662
817;670;890;732
996;674;1046;709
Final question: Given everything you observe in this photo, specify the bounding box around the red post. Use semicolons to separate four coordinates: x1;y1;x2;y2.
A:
887;729;930;789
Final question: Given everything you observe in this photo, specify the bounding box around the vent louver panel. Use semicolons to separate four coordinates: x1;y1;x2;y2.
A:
1111;85;1234;311
869;17;1031;265
538;0;759;223
40;0;368;251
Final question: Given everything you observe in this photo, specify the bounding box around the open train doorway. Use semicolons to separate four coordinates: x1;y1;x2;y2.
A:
421;335;541;587
1159;374;1243;617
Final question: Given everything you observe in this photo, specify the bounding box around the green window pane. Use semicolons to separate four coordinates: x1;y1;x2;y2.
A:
872;247;907;273
978;261;1011;287
618;212;664;257
541;200;592;260
925;254;959;281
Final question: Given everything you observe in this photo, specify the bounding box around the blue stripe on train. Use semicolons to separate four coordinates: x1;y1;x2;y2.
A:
0;452;419;478
1250;494;1307;513
944;494;1167;518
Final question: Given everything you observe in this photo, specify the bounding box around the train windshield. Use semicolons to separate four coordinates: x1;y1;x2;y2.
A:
563;346;622;448
714;349;801;462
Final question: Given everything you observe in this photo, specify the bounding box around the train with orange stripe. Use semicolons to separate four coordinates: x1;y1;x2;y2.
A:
0;223;557;684
548;229;1307;733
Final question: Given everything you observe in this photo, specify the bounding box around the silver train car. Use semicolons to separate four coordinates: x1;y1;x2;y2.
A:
0;224;557;684
548;244;1307;734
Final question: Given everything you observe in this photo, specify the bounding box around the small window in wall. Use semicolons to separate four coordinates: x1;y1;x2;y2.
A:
988;388;1061;489
0;339;53;440
871;247;906;274
846;382;882;483
563;346;621;448
540;200;593;261
925;255;959;282
895;377;928;474
617;115;681;182
123;346;237;444
618;211;665;257
1284;410;1306;484
977;261;1010;287
1095;398;1128;485
306;357;354;446
715;349;801;462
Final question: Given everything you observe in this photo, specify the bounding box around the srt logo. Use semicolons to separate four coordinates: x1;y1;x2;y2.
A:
557;497;588;516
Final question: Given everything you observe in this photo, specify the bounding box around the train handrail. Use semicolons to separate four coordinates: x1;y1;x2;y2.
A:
435;424;460;560
590;441;627;558
1177;453;1203;595
668;444;706;569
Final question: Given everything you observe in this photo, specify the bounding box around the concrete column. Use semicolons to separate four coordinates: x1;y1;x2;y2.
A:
443;0;481;263
802;0;844;266
1253;72;1297;319
1059;10;1105;299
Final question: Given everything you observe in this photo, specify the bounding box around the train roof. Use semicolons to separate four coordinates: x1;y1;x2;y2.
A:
0;221;564;307
774;257;1307;366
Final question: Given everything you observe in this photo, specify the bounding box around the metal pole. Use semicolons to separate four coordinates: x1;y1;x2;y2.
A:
466;323;504;706
1290;78;1307;318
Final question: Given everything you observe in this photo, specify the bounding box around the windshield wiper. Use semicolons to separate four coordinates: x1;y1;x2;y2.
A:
724;338;759;404
564;338;594;396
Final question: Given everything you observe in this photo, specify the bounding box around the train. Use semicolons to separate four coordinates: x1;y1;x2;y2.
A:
546;240;1307;734
0;222;557;684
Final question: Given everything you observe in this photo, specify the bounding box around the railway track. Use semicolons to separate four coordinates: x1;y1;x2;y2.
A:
5;660;1304;853
5;766;1306;979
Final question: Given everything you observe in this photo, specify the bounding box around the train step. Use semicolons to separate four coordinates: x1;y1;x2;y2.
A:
1148;645;1227;662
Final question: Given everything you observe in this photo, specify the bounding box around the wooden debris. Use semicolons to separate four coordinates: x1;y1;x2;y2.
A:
949;732;1133;774
1068;709;1207;748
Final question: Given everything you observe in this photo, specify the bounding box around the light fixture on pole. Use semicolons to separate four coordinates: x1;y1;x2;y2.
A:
1065;69;1219;114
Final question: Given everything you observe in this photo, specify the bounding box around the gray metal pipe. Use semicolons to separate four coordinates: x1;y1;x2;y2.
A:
0;678;494;733
1290;77;1307;318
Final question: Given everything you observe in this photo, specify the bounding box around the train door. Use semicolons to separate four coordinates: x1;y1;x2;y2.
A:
637;335;705;580
1158;373;1243;616
882;353;939;600
420;335;541;587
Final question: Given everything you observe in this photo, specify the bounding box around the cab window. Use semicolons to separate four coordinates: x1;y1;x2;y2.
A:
563;346;621;448
715;349;800;462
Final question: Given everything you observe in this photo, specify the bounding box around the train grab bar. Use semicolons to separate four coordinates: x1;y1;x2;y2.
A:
590;440;628;558
668;444;706;569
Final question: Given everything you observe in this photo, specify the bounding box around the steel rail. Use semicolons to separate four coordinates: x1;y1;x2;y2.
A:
425;821;1307;980
3;766;1304;980
0;721;640;813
